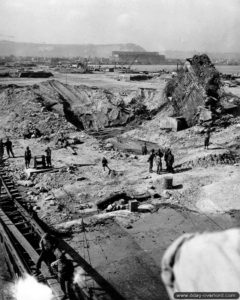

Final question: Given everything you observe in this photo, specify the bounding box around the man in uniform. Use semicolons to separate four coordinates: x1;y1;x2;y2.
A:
147;149;155;173
36;233;58;275
142;142;148;155
204;129;211;150
102;157;111;174
51;251;74;300
155;149;163;174
24;146;32;169
45;147;52;167
5;138;14;158
165;149;175;173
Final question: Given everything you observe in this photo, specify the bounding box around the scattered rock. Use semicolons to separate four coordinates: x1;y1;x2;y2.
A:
49;200;56;206
33;205;40;211
106;204;114;212
119;198;127;205
76;177;88;181
138;204;155;213
105;143;114;150
17;180;34;187
39;186;48;193
162;190;172;199
44;195;55;201
125;224;133;229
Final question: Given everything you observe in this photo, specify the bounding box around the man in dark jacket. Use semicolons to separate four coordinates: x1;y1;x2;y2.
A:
36;233;58;274
165;149;174;173
24;146;32;169
102;157;111;174
142;142;148;155
45;147;52;167
51;252;74;300
204;130;211;150
148;149;155;173
156;149;163;174
5;138;14;158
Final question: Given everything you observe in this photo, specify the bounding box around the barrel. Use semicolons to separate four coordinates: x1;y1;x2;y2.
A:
162;176;173;189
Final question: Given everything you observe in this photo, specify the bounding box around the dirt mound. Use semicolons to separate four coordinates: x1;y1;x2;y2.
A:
0;84;76;138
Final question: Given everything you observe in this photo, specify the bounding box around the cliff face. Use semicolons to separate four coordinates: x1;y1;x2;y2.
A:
164;54;221;126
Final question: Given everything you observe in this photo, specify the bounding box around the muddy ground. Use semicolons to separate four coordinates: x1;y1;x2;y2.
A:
1;71;240;299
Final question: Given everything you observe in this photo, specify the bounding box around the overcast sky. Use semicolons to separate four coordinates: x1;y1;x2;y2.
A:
0;0;239;52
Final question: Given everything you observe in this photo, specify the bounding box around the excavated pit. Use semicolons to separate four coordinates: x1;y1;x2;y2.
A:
0;80;167;138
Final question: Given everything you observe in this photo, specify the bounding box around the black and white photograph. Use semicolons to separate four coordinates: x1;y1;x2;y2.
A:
0;0;240;299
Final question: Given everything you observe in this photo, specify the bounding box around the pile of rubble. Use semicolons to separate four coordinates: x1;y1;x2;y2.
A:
178;151;238;169
164;54;240;128
0;84;76;138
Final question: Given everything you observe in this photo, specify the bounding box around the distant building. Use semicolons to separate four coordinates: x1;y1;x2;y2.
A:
112;51;166;65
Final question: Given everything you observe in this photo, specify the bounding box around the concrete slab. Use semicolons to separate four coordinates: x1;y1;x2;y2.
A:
25;167;54;179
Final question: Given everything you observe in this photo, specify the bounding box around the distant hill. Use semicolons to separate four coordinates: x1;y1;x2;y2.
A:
0;40;145;58
164;50;240;61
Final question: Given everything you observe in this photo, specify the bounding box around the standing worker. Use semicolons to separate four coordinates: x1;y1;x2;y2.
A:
45;147;52;167
147;149;155;173
142;142;148;155
5;138;14;158
0;139;4;163
102;157;111;174
36;233;58;275
51;252;74;300
165;149;175;173
155;149;163;174
24;146;32;169
204;129;211;150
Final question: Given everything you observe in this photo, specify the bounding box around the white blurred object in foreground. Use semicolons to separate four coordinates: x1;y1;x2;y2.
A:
12;273;54;300
161;229;240;299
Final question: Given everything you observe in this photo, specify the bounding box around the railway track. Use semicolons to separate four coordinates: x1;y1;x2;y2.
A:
0;163;65;299
0;163;122;300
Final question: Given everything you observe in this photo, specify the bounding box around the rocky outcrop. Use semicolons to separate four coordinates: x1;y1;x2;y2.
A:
164;54;221;126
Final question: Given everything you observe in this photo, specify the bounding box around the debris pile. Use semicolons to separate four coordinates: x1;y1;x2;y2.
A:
178;151;238;169
0;84;76;138
164;54;228;126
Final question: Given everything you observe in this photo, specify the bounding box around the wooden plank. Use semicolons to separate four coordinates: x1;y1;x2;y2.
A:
0;221;28;276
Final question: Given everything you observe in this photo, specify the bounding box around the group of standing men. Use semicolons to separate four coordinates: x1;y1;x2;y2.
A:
142;143;175;174
0;138;15;162
142;127;211;174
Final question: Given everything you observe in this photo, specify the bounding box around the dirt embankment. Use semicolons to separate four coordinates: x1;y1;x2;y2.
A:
0;80;167;138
